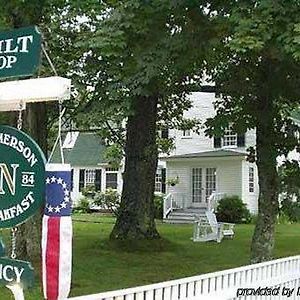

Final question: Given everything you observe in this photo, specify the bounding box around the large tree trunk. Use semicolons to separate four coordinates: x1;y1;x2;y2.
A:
16;103;47;261
110;95;160;240
250;96;279;263
6;4;48;261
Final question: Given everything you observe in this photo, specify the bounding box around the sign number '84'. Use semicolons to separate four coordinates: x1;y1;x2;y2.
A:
21;172;35;186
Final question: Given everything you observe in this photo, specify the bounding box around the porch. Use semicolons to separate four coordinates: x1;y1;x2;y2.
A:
163;192;225;223
162;150;251;221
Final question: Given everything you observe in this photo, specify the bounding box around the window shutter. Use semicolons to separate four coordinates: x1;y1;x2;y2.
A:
71;169;74;191
161;168;166;193
79;169;85;192
237;134;245;147
95;169;102;191
213;137;221;148
161;129;169;139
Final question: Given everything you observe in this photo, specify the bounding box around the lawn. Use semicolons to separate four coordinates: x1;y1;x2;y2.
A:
0;214;300;299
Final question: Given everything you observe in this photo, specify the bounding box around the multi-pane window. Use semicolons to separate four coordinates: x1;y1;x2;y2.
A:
222;125;237;147
206;168;216;201
85;169;96;186
155;171;162;193
182;130;191;137
249;166;254;193
106;168;118;189
192;168;202;203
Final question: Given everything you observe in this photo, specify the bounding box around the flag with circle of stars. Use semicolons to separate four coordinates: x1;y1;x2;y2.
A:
42;164;73;300
45;171;72;216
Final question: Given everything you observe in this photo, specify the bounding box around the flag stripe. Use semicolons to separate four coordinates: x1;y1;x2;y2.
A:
42;215;49;299
46;217;60;300
43;164;72;300
58;217;72;299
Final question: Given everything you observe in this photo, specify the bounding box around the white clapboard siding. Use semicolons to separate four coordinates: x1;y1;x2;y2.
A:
68;255;300;300
166;158;244;209
171;92;256;156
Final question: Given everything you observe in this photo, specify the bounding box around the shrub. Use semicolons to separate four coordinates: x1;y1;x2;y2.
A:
154;195;164;219
277;212;291;225
280;198;300;223
216;196;251;224
93;188;121;216
81;185;96;198
73;198;91;214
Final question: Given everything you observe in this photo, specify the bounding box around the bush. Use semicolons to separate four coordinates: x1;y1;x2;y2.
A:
73;198;91;214
277;212;291;225
81;185;96;198
216;196;251;224
93;188;121;216
154;195;163;219
280;198;300;223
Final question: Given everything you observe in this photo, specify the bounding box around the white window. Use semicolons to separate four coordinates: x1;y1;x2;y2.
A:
222;125;237;147
106;168;118;190
182;130;191;138
85;169;96;186
155;171;162;193
249;166;254;193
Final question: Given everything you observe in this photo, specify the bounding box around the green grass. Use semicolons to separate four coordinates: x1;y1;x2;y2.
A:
0;215;300;299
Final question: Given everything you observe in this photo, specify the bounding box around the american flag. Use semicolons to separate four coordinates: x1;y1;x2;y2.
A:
42;164;72;300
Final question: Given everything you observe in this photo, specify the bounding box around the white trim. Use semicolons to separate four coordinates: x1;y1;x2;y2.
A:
0;76;71;106
46;163;71;172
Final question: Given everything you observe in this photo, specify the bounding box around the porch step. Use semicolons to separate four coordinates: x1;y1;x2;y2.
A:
163;209;207;224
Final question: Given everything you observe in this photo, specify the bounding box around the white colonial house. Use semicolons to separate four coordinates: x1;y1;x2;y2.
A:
159;92;259;222
54;91;262;219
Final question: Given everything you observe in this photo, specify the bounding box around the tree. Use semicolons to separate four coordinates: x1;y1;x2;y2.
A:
0;0;99;259
77;0;212;239
205;0;300;262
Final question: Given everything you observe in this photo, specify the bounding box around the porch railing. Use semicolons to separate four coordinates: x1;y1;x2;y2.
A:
163;193;186;219
163;193;174;219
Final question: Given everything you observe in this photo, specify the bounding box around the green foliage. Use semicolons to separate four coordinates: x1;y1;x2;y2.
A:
154;195;163;219
216;196;251;224
277;212;292;225
93;189;121;217
166;176;179;186
73;198;91;214
280;198;300;223
81;185;96;198
104;144;123;169
278;160;300;198
73;0;211;143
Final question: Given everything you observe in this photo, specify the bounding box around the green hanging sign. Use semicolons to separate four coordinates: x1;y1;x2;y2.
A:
0;26;42;79
0;238;34;289
0;125;45;228
0;257;34;288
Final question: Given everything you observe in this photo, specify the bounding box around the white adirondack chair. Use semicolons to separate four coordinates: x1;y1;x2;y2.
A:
192;211;235;243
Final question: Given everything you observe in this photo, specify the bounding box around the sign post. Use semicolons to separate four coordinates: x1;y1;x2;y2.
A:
0;125;46;299
0;25;72;300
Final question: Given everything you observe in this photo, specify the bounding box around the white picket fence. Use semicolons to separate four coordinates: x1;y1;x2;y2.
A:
68;255;300;300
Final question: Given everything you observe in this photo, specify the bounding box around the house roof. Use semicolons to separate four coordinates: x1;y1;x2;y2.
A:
51;132;108;166
163;149;247;160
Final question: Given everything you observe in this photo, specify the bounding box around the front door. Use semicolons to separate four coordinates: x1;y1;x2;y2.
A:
192;168;216;207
